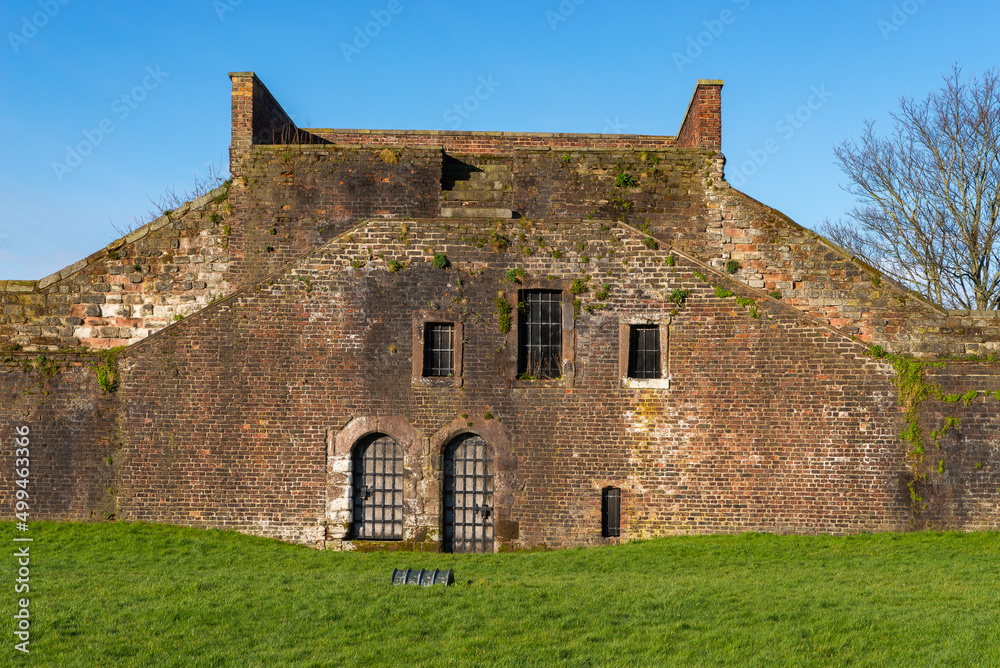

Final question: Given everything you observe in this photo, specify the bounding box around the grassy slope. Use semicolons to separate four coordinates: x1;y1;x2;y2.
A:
3;522;1000;667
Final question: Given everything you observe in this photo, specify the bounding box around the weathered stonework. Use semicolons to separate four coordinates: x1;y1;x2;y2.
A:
1;73;998;550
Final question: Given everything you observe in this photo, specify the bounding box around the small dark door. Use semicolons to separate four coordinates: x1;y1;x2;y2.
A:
351;433;404;540
443;434;494;553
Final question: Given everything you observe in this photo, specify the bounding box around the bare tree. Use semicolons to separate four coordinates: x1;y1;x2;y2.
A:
824;65;1000;310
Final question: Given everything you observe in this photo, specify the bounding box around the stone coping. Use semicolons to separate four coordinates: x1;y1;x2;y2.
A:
0;185;229;293
302;127;679;140
254;143;696;156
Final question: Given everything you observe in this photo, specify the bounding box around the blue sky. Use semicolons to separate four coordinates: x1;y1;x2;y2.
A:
2;0;998;279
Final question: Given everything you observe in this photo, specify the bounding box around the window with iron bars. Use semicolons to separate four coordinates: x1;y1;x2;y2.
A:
602;487;621;537
517;290;562;379
628;325;661;379
423;322;455;377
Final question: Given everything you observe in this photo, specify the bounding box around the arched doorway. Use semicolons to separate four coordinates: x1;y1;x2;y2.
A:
443;433;494;553
351;432;404;540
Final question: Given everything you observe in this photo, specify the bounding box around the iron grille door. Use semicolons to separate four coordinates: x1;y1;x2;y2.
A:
351;433;404;540
443;434;494;553
518;290;562;379
628;325;661;378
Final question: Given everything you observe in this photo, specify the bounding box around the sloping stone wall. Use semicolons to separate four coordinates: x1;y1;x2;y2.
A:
0;188;233;351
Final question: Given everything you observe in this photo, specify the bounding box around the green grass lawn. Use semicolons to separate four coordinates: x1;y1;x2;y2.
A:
3;522;1000;667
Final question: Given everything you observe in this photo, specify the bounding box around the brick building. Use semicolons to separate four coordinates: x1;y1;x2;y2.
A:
2;73;999;551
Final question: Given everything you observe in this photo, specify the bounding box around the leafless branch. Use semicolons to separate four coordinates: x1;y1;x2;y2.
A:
830;65;1000;309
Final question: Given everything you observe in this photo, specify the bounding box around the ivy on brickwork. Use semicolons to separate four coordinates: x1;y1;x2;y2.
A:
867;345;998;514
495;295;513;334
1;347;60;397
95;347;124;394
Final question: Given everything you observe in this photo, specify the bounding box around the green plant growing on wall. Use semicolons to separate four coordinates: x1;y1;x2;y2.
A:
595;284;610;300
24;355;58;380
561;154;572;165
608;195;633;212
209;212;223;224
379;148;401;164
95;348;123;393
505;267;527;283
351;259;366;269
108;249;121;260
713;286;734;299
387;259;403;273
570;277;590;295
223;224;232;236
694;271;709;282
551;250;563;259
265;246;275;253
643;237;658;250
495;295;513;334
269;227;278;235
490;231;510;252
433;253;449;268
865;345;961;514
614;173;637;188
666;254;676;267
769;291;782;300
669;289;689;306
725;260;741;274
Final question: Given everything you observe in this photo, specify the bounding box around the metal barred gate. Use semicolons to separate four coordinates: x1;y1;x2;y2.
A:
443;434;494;553
351;433;404;540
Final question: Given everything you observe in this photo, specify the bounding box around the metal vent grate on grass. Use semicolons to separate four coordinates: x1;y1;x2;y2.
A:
391;568;454;586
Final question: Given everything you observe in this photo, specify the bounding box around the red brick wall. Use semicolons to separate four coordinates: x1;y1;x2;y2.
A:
677;80;723;150
101;218;929;548
0;358;119;521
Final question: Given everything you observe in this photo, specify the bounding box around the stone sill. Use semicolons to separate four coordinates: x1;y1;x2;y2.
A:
620;377;671;390
412;376;463;389
512;375;574;389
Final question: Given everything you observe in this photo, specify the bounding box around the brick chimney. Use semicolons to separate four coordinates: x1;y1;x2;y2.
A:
677;79;723;150
229;72;298;174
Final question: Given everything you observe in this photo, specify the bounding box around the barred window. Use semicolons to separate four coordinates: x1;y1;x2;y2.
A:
518;290;562;379
423;323;455;377
628;325;661;379
602;487;621;537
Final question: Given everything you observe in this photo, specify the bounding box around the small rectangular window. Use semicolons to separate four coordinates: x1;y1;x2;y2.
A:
602;487;621;537
423;323;454;377
628;325;661;378
518;290;562;379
